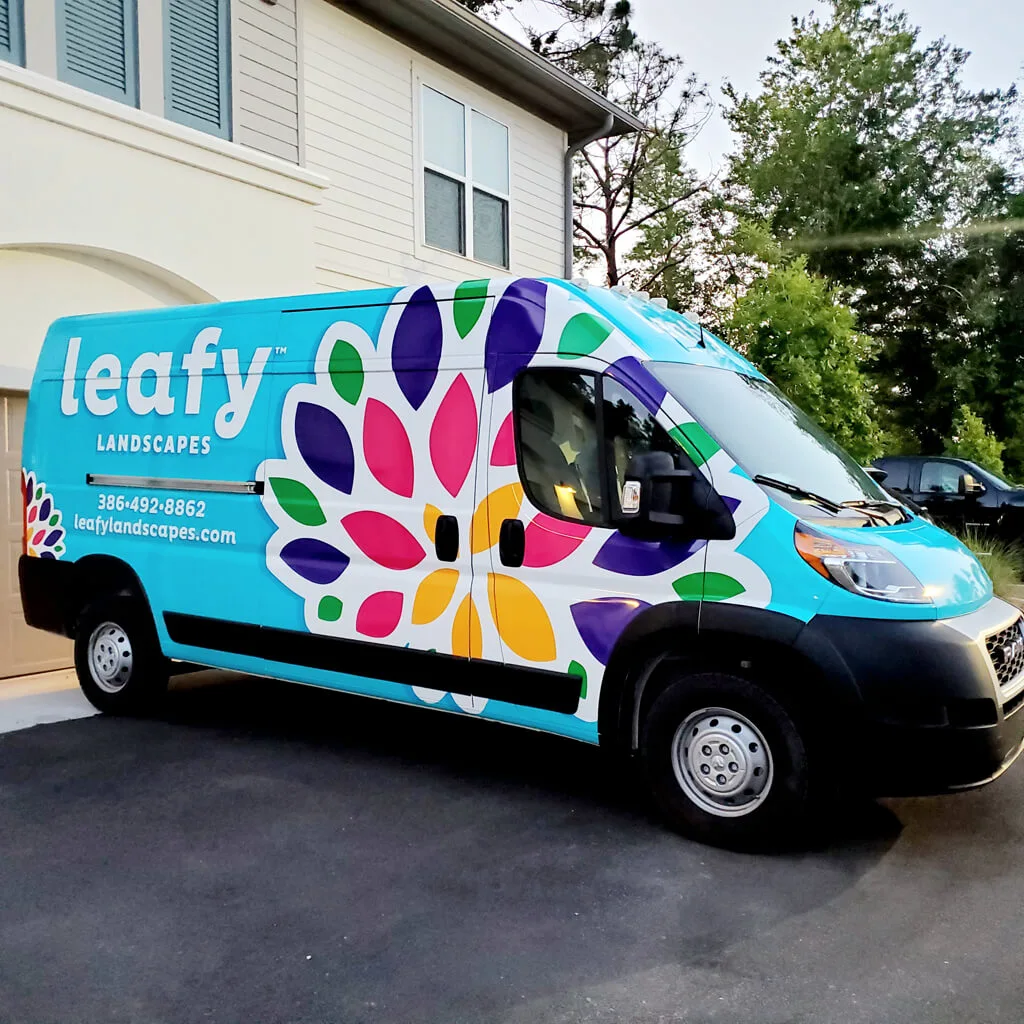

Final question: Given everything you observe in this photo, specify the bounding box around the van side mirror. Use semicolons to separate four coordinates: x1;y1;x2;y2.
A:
619;451;736;540
959;473;985;496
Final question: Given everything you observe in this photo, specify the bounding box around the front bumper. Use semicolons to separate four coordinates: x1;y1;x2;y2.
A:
796;599;1024;796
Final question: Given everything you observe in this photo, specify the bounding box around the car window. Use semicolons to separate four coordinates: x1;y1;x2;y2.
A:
602;377;685;514
878;460;910;492
515;370;604;523
920;461;962;494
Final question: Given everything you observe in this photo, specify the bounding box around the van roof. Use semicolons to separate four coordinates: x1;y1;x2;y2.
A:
44;277;763;378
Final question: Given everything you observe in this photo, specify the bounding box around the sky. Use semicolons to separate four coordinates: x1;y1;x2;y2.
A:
494;1;1023;176
628;0;1023;175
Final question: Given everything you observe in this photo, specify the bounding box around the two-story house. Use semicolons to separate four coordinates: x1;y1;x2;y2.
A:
0;0;638;676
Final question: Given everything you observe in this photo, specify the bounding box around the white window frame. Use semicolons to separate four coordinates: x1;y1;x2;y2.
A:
418;79;512;270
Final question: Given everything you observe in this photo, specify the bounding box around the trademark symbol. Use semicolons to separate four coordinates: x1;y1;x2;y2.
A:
275;346;288;355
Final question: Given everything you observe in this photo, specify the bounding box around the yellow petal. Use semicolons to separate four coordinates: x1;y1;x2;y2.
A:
412;569;460;625
423;503;443;543
488;573;556;662
470;483;524;554
452;594;483;659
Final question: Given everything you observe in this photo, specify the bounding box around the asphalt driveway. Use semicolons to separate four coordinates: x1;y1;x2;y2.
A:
1;673;1022;1024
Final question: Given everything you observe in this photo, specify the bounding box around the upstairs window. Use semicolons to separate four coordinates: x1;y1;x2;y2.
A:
422;85;510;269
57;0;139;106
0;0;25;66
164;0;231;139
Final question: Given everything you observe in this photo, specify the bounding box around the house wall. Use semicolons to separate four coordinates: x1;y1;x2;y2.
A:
0;63;327;390
302;0;567;291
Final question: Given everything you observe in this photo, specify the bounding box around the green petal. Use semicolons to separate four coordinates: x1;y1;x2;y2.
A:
669;422;721;467
49;514;60;526
35;487;42;500
557;313;613;359
568;659;588;698
672;572;745;602
318;596;343;622
329;339;364;404
454;279;489;339
269;477;327;527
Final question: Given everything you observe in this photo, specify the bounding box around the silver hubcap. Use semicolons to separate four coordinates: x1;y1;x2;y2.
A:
88;622;133;694
672;707;773;818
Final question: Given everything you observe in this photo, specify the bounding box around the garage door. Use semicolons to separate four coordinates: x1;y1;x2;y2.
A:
2;391;73;679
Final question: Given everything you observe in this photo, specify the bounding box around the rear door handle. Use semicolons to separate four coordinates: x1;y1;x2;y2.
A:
435;515;459;562
499;518;525;567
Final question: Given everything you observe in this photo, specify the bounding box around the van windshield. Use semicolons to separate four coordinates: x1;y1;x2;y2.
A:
649;362;890;507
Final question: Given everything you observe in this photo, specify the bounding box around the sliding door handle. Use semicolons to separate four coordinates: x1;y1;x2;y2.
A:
435;515;459;562
498;518;525;567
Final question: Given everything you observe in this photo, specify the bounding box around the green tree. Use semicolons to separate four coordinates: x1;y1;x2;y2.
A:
723;0;1019;450
572;42;709;287
455;1;635;89
944;405;1006;475
723;245;882;462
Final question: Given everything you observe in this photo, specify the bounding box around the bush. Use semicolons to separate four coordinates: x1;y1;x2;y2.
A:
944;405;1006;477
958;530;1024;601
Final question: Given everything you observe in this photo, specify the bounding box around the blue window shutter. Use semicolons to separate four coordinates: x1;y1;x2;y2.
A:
0;0;25;67
57;0;139;106
164;0;231;139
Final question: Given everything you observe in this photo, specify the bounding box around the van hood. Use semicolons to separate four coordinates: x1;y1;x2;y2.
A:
814;516;993;620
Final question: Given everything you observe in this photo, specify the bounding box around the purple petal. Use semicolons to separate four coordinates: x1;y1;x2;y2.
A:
39;551;56;560
606;357;667;414
280;538;350;585
723;496;741;514
485;279;548;393
39;497;52;520
593;532;706;576
295;402;355;494
571;597;651;665
392;286;443;410
42;529;64;548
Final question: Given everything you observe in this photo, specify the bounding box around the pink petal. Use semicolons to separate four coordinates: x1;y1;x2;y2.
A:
490;412;516;466
523;513;591;567
356;591;404;638
430;374;477;498
27;506;37;524
364;399;414;498
342;511;426;570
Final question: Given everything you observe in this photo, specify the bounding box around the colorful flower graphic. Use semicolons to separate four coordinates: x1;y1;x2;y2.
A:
22;471;66;559
260;279;768;725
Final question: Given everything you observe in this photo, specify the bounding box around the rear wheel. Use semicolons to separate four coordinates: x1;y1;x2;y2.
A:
74;596;169;714
641;671;812;849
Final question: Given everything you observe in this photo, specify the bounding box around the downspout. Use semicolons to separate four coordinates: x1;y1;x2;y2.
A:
564;113;615;279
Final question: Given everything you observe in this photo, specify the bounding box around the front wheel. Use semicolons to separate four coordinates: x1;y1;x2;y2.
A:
74;597;169;714
641;672;812;849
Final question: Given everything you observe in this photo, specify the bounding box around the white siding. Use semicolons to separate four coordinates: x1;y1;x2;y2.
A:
234;0;300;164
302;0;566;290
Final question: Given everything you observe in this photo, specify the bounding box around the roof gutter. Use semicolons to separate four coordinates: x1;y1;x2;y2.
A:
564;114;614;279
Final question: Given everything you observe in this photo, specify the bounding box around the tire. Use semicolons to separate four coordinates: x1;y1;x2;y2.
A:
74;596;169;715
640;671;812;849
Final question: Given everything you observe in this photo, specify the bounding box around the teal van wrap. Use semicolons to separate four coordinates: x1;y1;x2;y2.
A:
19;278;1023;821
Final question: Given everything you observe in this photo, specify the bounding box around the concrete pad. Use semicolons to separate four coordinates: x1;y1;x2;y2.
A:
0;668;97;734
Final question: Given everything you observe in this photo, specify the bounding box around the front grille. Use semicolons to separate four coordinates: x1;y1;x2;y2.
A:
985;618;1024;690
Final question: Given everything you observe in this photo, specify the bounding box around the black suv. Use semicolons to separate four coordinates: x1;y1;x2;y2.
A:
873;456;1024;539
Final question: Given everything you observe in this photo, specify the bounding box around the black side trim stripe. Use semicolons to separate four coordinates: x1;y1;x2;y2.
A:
164;612;581;715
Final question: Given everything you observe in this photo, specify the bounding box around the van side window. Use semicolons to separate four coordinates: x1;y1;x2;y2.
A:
602;378;685;514
920;462;962;494
515;370;604;523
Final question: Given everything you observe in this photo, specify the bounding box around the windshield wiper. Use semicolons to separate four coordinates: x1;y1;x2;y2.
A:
752;475;845;514
841;499;908;524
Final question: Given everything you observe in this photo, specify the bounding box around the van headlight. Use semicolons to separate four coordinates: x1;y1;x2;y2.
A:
794;523;931;604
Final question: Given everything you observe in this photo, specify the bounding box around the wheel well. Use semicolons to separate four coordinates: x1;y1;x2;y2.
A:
599;628;857;755
66;556;148;636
